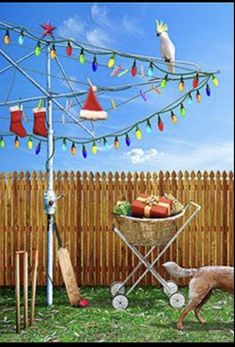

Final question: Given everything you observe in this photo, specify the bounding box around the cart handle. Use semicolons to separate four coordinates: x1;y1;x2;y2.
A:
183;200;201;214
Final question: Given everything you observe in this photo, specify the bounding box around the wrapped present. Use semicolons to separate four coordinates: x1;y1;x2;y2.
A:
131;194;173;218
164;194;184;215
113;200;131;216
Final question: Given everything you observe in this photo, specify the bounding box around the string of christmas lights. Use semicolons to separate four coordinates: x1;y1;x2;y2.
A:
0;74;217;158
0;20;220;78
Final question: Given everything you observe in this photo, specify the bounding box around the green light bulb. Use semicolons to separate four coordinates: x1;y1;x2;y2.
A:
35;42;41;56
180;104;186;117
79;48;85;64
160;75;168;88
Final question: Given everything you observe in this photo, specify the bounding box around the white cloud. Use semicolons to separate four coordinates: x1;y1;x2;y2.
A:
91;4;112;29
58;15;86;40
122;141;233;170
123;148;162;164
86;28;112;47
122;15;143;36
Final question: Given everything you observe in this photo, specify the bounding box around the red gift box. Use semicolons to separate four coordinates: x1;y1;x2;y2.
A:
131;194;173;218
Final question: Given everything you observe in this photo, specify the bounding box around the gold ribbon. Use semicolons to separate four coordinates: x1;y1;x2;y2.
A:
136;195;171;217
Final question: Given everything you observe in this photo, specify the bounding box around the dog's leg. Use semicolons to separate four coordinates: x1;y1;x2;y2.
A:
176;298;201;330
176;277;211;330
194;291;212;324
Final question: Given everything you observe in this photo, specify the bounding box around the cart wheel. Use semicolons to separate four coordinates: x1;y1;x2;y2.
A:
110;281;125;297
163;281;178;296
112;294;129;310
169;293;185;309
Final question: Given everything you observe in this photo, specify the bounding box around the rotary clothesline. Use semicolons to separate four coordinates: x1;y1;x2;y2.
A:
0;19;220;151
0;19;220;308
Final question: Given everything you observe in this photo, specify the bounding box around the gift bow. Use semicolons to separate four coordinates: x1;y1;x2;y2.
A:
137;195;170;218
137;195;159;206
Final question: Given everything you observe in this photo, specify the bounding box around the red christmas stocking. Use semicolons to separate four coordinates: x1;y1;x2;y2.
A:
33;107;48;137
10;106;27;138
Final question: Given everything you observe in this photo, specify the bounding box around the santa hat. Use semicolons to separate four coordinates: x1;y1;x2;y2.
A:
80;86;107;121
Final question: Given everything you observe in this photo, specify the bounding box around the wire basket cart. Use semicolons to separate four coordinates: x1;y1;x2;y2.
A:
110;201;201;310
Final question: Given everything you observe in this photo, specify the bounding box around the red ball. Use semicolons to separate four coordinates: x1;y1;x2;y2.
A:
79;298;90;307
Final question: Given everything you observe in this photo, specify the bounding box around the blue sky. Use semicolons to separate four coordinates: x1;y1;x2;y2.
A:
0;2;234;173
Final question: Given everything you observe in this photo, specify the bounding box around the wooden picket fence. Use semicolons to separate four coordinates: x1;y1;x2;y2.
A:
0;170;233;288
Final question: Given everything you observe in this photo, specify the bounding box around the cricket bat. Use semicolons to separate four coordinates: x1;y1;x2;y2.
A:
53;223;81;306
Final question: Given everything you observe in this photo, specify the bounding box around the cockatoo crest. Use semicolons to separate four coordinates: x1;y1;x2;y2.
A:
156;20;168;34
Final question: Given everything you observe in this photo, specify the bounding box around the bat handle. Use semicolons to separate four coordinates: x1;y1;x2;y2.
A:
53;222;63;248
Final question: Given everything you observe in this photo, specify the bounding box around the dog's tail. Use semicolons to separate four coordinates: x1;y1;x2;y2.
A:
163;261;197;278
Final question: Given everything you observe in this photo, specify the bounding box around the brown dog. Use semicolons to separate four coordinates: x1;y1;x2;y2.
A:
163;261;234;330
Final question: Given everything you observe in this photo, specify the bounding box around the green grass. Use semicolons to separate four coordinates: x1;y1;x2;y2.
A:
0;286;234;342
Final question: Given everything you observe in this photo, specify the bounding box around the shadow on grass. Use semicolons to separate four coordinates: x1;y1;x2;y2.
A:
150;320;234;332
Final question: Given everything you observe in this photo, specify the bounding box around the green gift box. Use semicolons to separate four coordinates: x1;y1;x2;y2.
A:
114;201;131;216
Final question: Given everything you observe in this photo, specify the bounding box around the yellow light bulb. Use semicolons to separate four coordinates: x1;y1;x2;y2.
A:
114;137;119;149
50;46;56;59
4;30;10;45
71;143;76;155
135;127;142;140
179;82;184;92
14;136;20;149
28;137;33;150
91;142;98;154
108;54;115;68
171;112;177;124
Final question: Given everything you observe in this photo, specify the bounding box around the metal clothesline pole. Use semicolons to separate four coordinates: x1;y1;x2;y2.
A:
46;44;54;306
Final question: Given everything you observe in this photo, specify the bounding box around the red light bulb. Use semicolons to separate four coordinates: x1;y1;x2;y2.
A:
131;60;137;77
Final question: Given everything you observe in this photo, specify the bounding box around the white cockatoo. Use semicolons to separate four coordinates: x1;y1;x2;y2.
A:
156;20;175;73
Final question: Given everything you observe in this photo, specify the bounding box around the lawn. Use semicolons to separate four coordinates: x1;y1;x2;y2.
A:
0;286;234;343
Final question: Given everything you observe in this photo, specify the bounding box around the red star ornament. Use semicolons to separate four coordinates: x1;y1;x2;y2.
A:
41;22;56;38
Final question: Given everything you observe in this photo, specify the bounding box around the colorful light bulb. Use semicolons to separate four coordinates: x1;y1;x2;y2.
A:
71;142;76;155
4;30;10;45
135;125;142;140
79;48;85;64
50;44;56;59
114;136;119;149
147;62;154;77
206;83;211;96
212;75;219;87
187;92;193;104
35;41;41;56
125;134;131;146
62;138;67;152
0;136;5;148
131;60;137;77
91;141;98;154
158;116;164;131
192;73;199;88
18;30;24;45
14;136;20;149
160;75;168;88
82;145;87;158
92;55;98;72
108;54;115;68
103;138;109;149
179;77;184;92
27;136;33;150
146;119;152;134
171;111;177;124
180;103;186;117
35;142;41;155
196;90;201;103
66;41;73;57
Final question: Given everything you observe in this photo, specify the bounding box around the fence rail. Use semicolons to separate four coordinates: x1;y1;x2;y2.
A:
0;170;233;287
